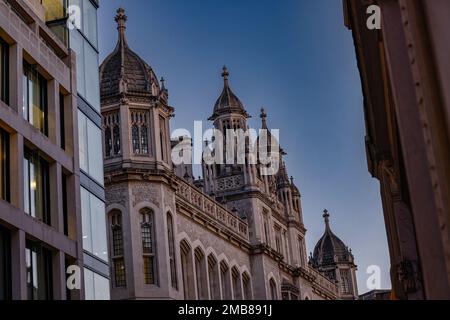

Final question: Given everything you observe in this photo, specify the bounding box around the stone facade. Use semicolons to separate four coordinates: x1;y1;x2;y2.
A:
344;0;450;299
100;8;356;300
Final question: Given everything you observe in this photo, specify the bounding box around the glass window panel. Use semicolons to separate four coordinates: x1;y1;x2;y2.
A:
42;0;66;22
84;43;100;112
0;38;8;104
93;273;110;300
23;151;50;225
25;244;52;300
84;268;110;300
77;111;88;173
87;119;104;184
82;0;98;47
0;130;10;201
69;30;85;98
80;187;92;252
22;64;47;135
81;187;107;262
83;268;94;300
90;193;107;262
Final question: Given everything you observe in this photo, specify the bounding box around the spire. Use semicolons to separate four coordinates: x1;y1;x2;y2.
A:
115;8;128;45
114;7;128;80
210;65;249;121
323;209;331;230
222;65;230;86
260;108;268;129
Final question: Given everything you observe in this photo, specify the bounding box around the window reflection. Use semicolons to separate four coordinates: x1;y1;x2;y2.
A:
0;37;8;104
84;268;110;300
78;111;104;184
23;149;50;225
41;0;69;45
80;187;108;262
25;242;53;300
0;129;10;202
23;62;48;136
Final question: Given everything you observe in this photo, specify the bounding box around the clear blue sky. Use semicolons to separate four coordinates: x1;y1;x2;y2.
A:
98;0;391;293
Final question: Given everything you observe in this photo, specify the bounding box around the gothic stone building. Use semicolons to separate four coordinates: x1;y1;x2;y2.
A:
99;8;358;300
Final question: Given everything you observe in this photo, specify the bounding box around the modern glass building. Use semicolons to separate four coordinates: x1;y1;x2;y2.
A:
0;0;108;300
67;0;109;300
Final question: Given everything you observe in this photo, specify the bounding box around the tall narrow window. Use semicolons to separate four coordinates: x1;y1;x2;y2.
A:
159;115;167;161
208;255;220;300
274;226;282;254
167;213;177;290
62;174;68;236
141;209;156;285
232;267;242;300
25;242;53;300
23;62;48;135
263;212;270;245
132;125;140;154
270;279;278;300
130;111;149;156
340;270;352;294
110;211;126;287
59;93;66;150
0;129;10;202
113;125;121;155
24;149;50;225
140;125;149;155
0;37;8;104
0;227;11;300
194;248;208;300
104;127;112;157
242;273;252;300
298;238;305;267
180;240;195;299
103;113;121;158
220;262;232;300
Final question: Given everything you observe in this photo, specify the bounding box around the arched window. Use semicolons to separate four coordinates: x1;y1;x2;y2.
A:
340;270;352;294
167;213;177;290
131;111;150;156
232;267;242;300
105;127;112;157
180;240;195;299
132;125;140;154
113;125;121;155
110;211;126;287
195;248;208;300
141;209;156;285
242;272;252;300
269;279;278;300
208;255;220;300
140;125;149;155
220;261;232;300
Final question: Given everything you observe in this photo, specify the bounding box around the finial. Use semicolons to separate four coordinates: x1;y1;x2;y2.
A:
222;65;229;84
115;8;127;30
290;176;294;184
160;77;166;90
323;209;330;229
115;8;128;43
260;108;268;129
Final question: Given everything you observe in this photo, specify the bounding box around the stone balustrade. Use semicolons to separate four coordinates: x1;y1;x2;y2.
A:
176;178;249;240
